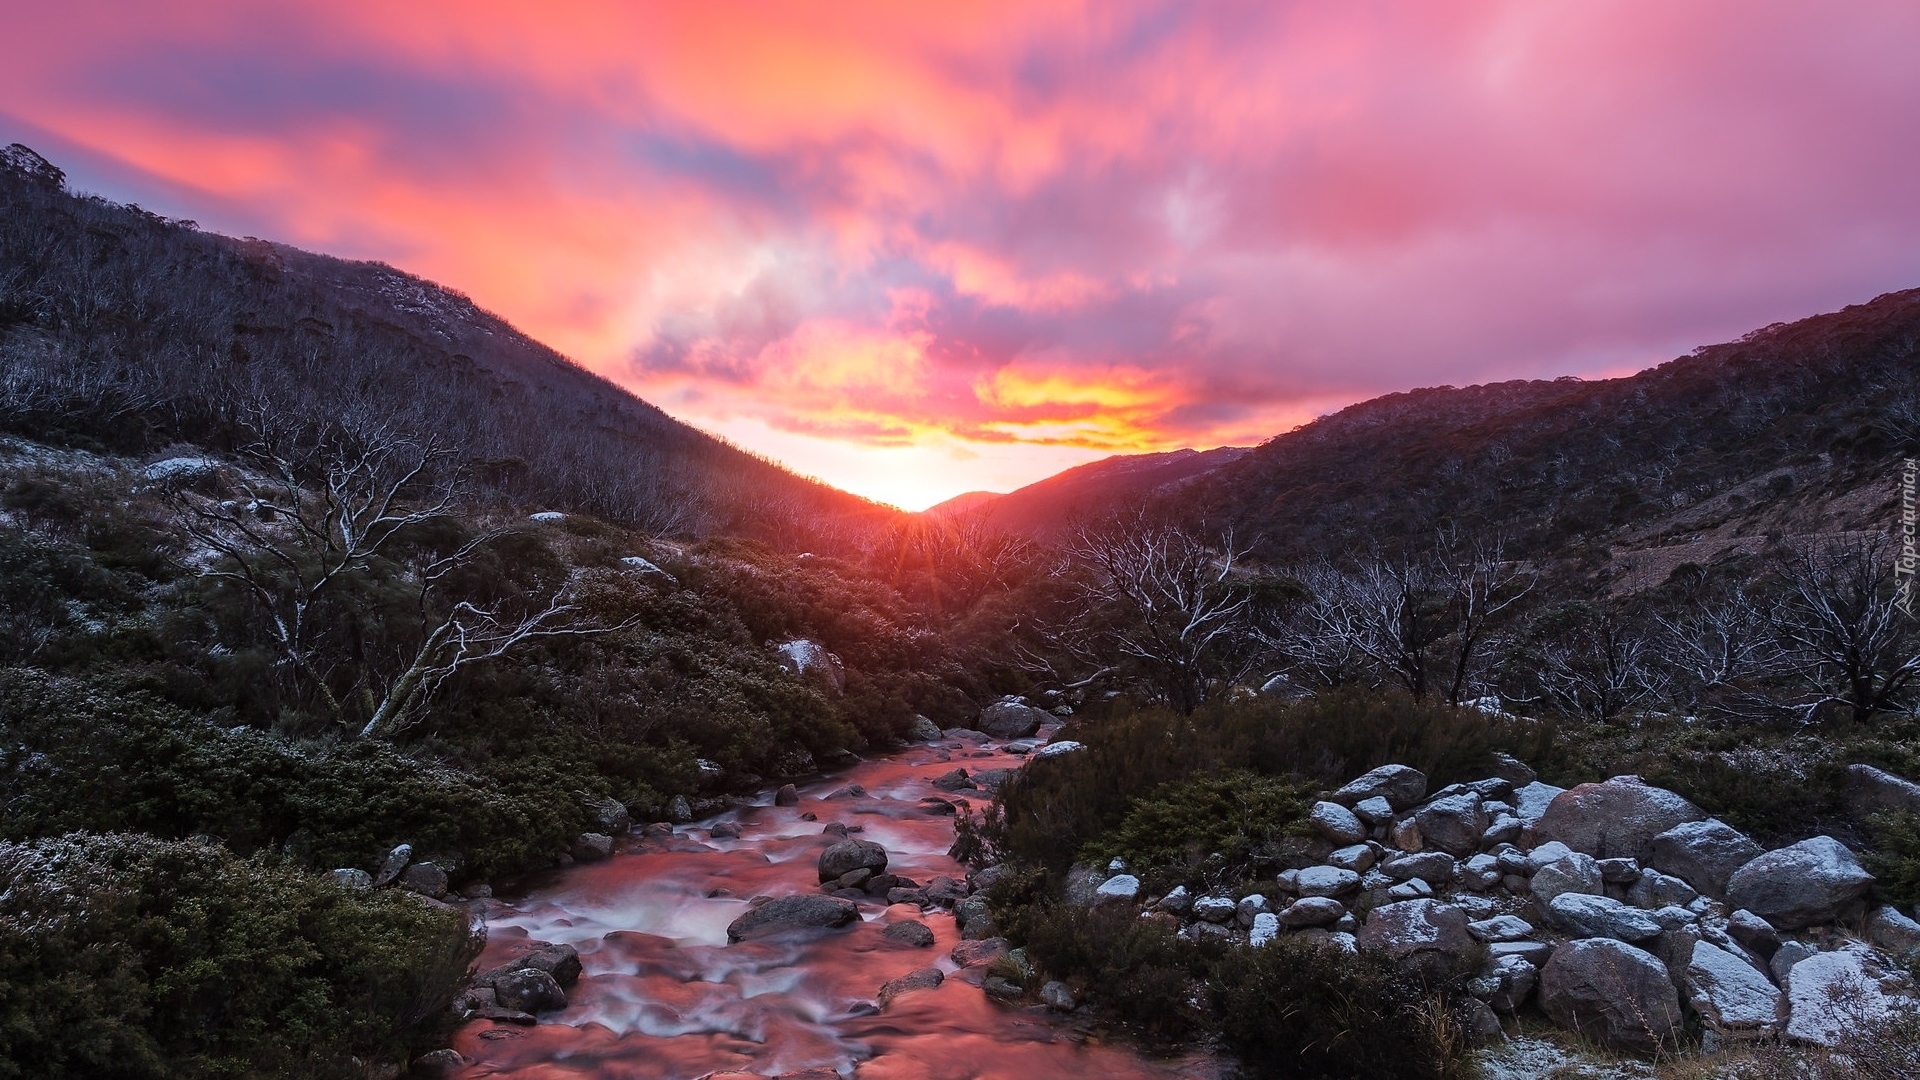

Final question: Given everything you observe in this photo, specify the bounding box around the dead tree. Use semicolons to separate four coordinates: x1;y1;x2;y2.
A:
1650;587;1779;720
1771;538;1920;724
1535;606;1662;721
174;423;603;737
1061;517;1254;714
1260;561;1374;691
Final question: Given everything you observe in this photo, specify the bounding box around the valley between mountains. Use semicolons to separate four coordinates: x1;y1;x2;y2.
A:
6;144;1920;1079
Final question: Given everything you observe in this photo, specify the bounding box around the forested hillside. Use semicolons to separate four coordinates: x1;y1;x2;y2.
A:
0;144;895;546
1185;290;1920;564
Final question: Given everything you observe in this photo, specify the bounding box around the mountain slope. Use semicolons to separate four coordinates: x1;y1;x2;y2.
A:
1182;289;1920;579
0;144;898;548
926;446;1250;538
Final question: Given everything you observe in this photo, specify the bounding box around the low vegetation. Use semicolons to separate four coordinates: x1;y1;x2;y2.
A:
0;833;478;1079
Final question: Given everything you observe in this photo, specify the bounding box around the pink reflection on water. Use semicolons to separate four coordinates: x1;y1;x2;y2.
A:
453;738;1214;1079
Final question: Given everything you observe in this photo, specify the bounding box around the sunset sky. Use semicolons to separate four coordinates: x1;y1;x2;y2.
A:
7;2;1920;508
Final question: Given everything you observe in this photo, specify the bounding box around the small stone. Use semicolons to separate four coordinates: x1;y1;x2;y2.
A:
1547;893;1663;943
493;968;568;1014
1414;793;1489;857
1388;818;1424;852
1597;858;1641;884
1529;852;1604;911
332;868;372;889
1469;915;1535;943
709;822;741;840
1490;940;1555;966
1381;851;1454;884
1155;885;1192;914
950;937;1010;968
1295;865;1362;897
373;844;413;888
1310;801;1369;845
1387;879;1433;901
878;967;944;1007
1353;796;1396;826
1769;940;1816;986
1726;909;1780;959
1040;980;1076;1010
411;1050;466;1078
1865;904;1920;957
1328;844;1377;872
1236;894;1272;928
1279;896;1347;928
1095;874;1141;901
1192;895;1238;923
884;920;936;947
1249;911;1280;946
1626;868;1698;910
775;784;799;806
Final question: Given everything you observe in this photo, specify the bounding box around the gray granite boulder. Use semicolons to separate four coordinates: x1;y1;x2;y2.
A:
1842;763;1920;821
1724;836;1872;930
1534;776;1705;861
818;838;889;882
1785;945;1914;1046
1646;818;1762;899
1356;899;1475;976
1414;793;1487;857
1539;938;1682;1053
1333;764;1429;811
977;699;1048;739
1686;939;1781;1040
1310;800;1369;845
726;895;861;941
1546;893;1663;943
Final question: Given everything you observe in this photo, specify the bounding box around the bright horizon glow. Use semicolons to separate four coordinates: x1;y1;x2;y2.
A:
6;2;1920;504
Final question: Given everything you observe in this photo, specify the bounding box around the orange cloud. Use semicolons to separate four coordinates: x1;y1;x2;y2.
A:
6;0;1920;509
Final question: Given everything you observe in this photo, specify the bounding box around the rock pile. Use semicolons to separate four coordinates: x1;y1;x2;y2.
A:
974;763;1920;1052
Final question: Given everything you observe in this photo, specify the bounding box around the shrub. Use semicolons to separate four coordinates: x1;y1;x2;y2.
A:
985;690;1549;873
0;833;479;1079
1863;811;1920;910
1210;937;1473;1080
1082;770;1310;877
1019;903;1209;1040
1013;902;1474;1079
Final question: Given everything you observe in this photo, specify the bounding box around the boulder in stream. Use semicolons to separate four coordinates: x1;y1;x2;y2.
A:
727;895;861;941
819;838;889;882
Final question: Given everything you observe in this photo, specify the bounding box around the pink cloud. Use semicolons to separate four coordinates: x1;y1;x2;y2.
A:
5;1;1920;504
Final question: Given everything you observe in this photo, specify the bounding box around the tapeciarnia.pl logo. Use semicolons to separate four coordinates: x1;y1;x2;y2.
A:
1900;457;1917;617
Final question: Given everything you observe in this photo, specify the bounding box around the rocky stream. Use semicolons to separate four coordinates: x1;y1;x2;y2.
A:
447;726;1212;1079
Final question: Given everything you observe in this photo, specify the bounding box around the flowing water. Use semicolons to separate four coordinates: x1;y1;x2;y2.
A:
453;736;1216;1080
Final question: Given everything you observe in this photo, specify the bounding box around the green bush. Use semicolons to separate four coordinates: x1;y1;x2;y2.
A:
0;832;479;1079
1864;811;1920;910
985;690;1549;874
1013;902;1473;1078
1210;937;1473;1080
1019;903;1209;1040
1083;771;1310;877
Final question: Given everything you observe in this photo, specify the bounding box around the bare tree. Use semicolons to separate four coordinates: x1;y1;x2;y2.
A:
1260;561;1375;691
1060;516;1255;713
173;423;604;737
1771;538;1920;724
1650;587;1779;720
1434;531;1535;705
1535;605;1662;721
